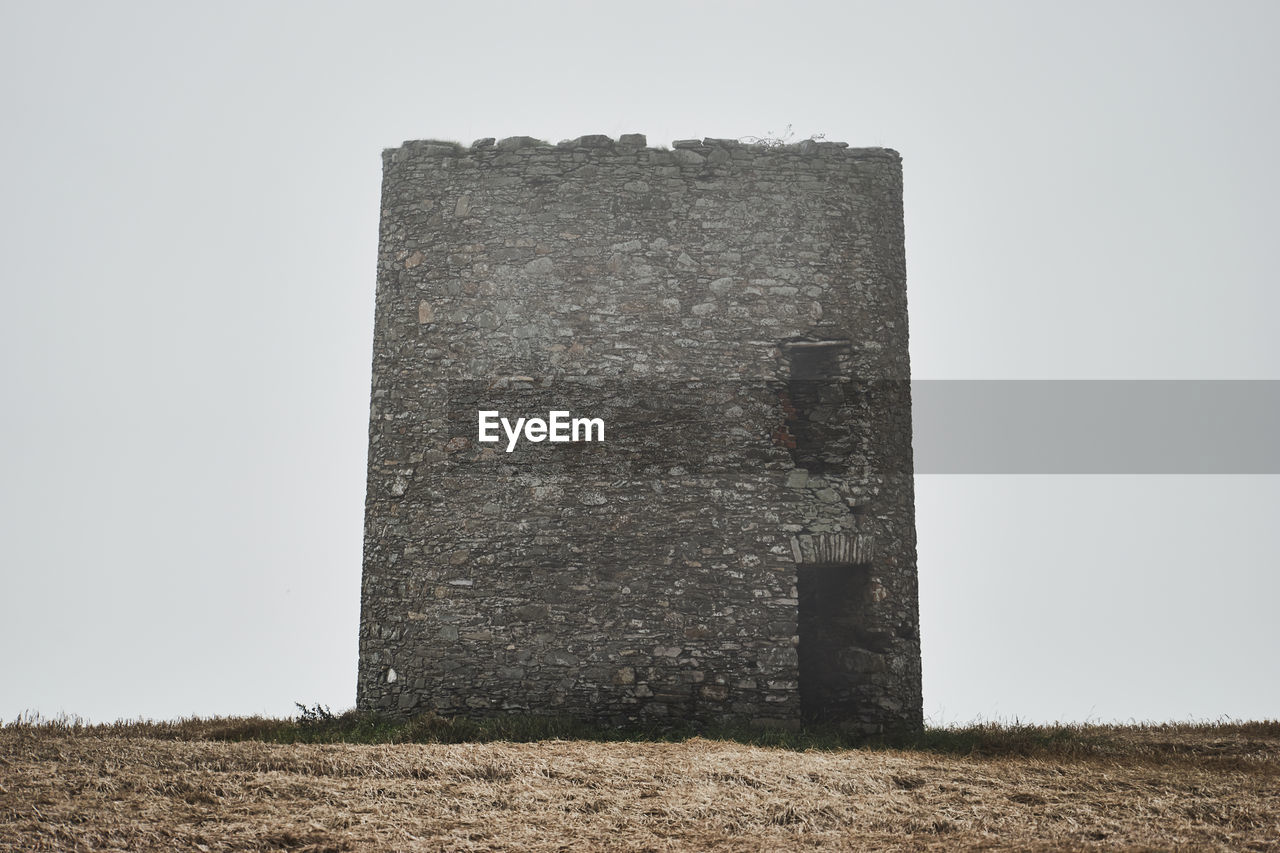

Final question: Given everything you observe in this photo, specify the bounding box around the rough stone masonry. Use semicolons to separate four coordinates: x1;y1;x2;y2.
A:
357;133;921;734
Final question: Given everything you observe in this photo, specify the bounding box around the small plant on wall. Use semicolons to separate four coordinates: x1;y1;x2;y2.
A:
739;124;827;147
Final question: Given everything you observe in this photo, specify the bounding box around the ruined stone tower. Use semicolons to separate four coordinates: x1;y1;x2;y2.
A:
357;134;921;734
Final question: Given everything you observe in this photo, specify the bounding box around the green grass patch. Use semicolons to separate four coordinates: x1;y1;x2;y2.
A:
6;706;1277;763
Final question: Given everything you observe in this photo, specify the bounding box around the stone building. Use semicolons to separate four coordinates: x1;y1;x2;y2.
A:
356;133;921;733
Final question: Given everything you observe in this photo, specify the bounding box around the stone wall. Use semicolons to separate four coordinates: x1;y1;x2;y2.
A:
357;133;921;733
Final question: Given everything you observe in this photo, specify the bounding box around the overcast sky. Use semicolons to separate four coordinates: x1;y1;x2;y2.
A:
2;0;1276;725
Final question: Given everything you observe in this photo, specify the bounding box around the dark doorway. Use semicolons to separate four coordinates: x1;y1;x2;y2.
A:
796;563;868;720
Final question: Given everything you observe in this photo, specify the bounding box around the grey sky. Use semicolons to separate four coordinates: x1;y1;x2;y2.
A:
1;1;1276;724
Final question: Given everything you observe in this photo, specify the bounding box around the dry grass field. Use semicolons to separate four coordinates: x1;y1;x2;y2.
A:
2;715;1277;851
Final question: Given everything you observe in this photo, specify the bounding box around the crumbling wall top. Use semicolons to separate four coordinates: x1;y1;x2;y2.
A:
384;134;900;163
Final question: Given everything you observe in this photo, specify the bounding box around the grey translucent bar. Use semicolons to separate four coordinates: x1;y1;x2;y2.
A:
912;380;1280;474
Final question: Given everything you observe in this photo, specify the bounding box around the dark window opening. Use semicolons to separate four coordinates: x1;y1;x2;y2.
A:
780;340;850;475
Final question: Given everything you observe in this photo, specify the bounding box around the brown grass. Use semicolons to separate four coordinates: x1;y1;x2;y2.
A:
2;718;1278;851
